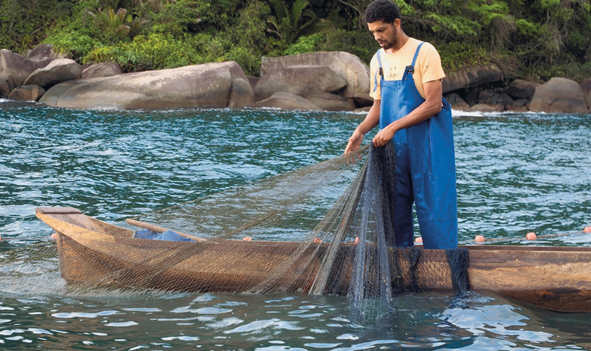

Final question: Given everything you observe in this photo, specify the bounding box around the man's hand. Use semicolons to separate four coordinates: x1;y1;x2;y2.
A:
372;124;396;147
345;129;364;154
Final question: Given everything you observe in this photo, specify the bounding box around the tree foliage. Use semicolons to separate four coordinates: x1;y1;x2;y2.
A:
0;0;589;80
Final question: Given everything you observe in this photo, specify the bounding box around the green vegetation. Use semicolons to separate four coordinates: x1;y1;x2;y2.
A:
0;0;590;81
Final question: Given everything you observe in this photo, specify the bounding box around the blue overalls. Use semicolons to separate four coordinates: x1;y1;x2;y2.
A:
375;42;458;249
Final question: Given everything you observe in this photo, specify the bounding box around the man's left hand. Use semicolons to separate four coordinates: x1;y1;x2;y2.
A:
372;124;396;147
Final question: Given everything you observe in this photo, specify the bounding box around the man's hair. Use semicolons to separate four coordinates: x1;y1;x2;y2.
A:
365;0;401;24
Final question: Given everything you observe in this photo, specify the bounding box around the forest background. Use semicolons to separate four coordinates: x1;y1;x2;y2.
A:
0;0;590;83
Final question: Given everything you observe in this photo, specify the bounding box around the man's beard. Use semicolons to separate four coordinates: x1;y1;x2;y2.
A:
380;39;396;50
378;26;397;50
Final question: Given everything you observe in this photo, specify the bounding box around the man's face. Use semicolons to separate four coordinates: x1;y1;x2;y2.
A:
367;20;398;50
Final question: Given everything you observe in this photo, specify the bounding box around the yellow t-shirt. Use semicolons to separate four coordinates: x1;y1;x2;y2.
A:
369;38;445;100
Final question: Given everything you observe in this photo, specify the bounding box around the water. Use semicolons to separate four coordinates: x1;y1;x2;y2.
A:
1;100;591;349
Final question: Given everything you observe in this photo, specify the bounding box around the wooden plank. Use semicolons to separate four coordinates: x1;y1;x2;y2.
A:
37;207;82;215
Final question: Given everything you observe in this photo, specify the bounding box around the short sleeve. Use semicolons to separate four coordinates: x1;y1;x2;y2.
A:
369;54;381;100
418;43;445;84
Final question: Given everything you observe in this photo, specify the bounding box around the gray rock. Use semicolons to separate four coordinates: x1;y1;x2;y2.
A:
506;79;537;100
82;62;122;79
0;73;14;98
478;90;505;105
580;78;591;106
24;59;82;90
443;65;504;93
512;99;528;108
261;52;371;104
1;49;38;86
40;61;252;110
246;76;259;91
27;44;59;68
306;92;357;111
8;85;45;101
530;77;589;114
445;93;470;111
228;78;254;108
254;65;347;102
470;103;504;112
254;92;322;111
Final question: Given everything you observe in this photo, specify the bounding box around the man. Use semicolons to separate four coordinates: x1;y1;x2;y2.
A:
345;0;458;249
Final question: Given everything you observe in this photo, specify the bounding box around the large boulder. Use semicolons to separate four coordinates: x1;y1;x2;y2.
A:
506;79;537;100
8;85;45;101
82;62;122;79
443;65;504;94
254;65;347;101
40;61;253;110
0;73;14;98
24;59;83;90
1;49;38;87
260;52;371;105
581;78;591;106
26;43;59;68
254;92;322;111
530;77;590;114
228;78;255;108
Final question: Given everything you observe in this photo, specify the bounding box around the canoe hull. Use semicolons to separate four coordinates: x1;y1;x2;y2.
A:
38;207;591;312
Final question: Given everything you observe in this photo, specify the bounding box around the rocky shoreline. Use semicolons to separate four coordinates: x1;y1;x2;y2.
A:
1;44;590;114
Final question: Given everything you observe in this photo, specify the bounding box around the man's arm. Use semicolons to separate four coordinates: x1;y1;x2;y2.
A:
372;79;443;147
344;100;381;154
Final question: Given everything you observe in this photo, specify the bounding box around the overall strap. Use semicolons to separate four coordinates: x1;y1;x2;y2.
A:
403;42;425;80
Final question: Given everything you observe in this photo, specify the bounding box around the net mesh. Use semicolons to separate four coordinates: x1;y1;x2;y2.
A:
38;143;468;323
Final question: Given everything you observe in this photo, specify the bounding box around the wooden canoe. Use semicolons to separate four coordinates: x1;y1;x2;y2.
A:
36;207;591;313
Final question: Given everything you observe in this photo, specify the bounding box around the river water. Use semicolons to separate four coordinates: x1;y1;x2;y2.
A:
1;100;590;349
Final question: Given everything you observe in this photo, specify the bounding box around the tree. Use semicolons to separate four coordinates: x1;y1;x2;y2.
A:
266;0;333;44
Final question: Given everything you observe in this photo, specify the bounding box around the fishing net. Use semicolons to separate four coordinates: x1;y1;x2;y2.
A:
37;142;469;323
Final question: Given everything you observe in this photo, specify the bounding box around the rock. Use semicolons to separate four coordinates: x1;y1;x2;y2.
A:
24;59;83;90
27;43;64;61
530;77;590;114
261;52;371;105
306;92;357;111
0;73;14;98
27;44;60;68
36;80;78;106
254;92;322;111
1;49;38;87
581;78;591;106
82;62;122;79
228;78;254;108
443;65;504;94
254;65;347;101
445;93;470;111
506;79;536;100
478;89;505;105
40;61;252;110
512;99;528;108
8;85;45;101
247;76;259;91
470;103;503;112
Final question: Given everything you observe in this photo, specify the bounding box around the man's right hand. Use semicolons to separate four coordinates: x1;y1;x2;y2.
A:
345;130;364;154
